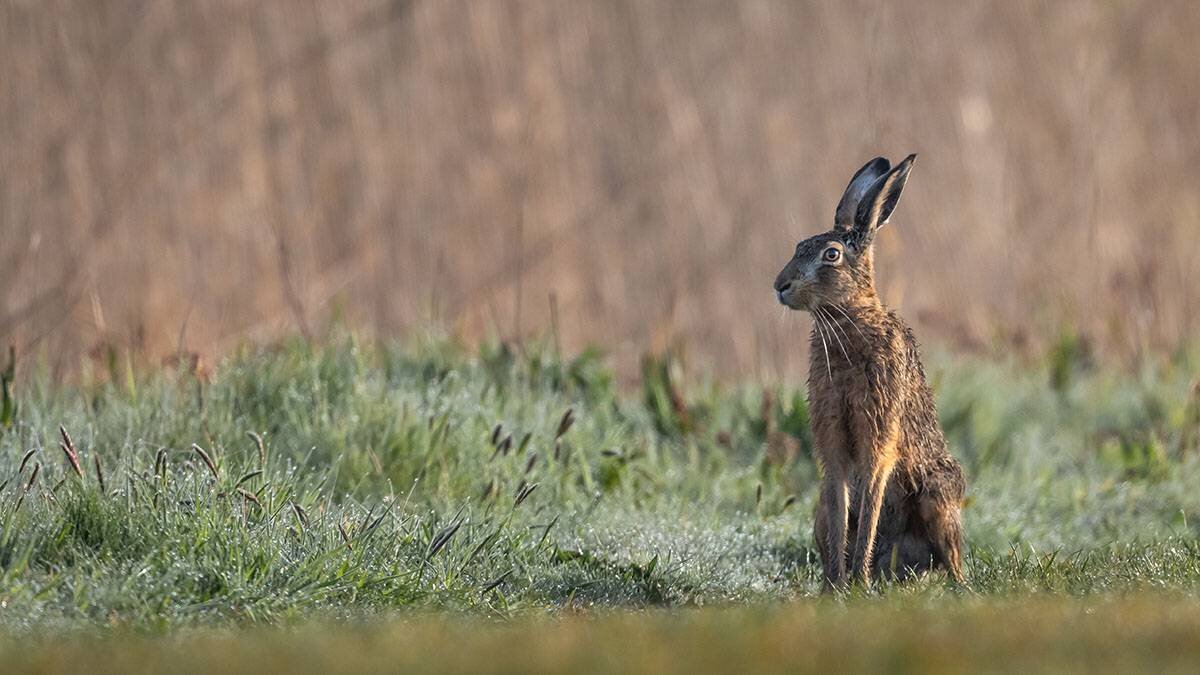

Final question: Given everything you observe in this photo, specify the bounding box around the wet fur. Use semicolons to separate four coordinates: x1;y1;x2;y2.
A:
774;155;966;588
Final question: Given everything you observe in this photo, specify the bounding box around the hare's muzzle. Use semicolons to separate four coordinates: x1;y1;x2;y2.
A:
775;281;792;305
775;279;804;309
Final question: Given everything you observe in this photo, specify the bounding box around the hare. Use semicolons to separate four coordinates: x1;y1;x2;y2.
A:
773;154;965;588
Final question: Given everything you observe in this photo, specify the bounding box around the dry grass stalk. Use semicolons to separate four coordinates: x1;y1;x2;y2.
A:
190;444;219;480
480;478;497;501
58;426;83;479
236;487;261;508
59;442;83;479
556;408;575;439
290;501;310;528
364;512;386;534
94;455;106;494
491;434;513;460
24;462;40;492
234;470;263;489
18;449;36;475
427;520;463;559
514;481;538;507
247;431;266;468
154;448;168;478
481;570;512;594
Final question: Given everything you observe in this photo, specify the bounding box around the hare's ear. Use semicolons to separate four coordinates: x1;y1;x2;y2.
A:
851;153;916;248
834;157;891;230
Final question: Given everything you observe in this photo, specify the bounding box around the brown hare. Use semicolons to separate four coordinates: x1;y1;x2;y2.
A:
773;154;966;589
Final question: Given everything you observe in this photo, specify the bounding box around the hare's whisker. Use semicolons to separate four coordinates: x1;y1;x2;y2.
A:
820;306;852;362
817;307;850;363
829;302;869;341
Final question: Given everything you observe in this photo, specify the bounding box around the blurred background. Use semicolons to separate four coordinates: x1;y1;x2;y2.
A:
2;0;1199;382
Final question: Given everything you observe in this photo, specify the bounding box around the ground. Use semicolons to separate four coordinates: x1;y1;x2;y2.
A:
1;334;1198;672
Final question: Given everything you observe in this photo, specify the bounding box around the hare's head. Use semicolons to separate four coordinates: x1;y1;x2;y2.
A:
774;154;916;311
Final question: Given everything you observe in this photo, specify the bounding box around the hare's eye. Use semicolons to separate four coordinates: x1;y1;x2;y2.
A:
822;247;841;263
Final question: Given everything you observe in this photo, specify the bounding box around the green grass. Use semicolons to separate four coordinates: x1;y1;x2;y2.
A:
0;334;1199;670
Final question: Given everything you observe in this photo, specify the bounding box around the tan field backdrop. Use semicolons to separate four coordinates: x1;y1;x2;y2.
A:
3;0;1199;381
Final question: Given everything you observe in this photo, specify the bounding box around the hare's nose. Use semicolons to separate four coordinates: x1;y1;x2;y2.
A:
775;279;793;294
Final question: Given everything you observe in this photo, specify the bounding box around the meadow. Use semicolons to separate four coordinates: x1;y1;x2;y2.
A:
4;2;1200;672
1;335;1199;671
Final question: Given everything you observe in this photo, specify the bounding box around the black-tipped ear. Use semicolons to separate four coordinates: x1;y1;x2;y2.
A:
852;153;916;243
834;157;891;230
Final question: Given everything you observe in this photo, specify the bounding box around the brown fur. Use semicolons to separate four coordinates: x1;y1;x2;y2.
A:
774;155;966;588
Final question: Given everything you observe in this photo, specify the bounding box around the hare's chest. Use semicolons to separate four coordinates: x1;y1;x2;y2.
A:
807;366;879;464
808;359;867;408
808;377;846;414
807;384;853;453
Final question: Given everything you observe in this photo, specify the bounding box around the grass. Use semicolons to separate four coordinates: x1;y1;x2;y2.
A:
6;595;1200;674
0;333;1199;670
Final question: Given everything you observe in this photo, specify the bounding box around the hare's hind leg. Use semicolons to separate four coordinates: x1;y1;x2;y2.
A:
867;488;915;580
888;534;935;580
920;496;965;583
